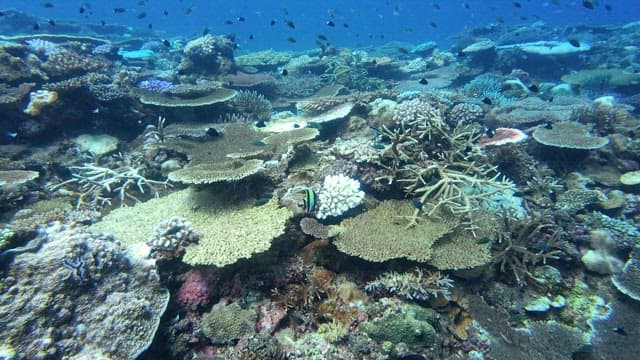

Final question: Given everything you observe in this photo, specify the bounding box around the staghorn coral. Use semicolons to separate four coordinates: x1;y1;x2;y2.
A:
229;90;273;121
492;212;571;286
365;268;454;301
49;155;170;209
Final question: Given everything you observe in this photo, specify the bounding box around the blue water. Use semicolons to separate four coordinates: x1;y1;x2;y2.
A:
2;0;638;50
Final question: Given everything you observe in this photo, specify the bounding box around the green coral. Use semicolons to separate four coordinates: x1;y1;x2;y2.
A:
360;303;439;348
201;303;257;344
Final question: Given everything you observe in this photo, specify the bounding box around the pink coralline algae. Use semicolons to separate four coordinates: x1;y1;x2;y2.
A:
177;269;216;308
256;301;288;334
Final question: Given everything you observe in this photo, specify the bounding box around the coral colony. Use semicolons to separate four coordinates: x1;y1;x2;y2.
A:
1;2;640;360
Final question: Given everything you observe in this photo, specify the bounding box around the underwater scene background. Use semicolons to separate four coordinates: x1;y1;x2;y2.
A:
0;1;639;359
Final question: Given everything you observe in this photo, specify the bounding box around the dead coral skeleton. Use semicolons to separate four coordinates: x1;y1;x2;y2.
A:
49;153;171;209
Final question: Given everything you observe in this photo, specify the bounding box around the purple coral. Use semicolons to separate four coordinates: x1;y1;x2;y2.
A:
137;79;175;93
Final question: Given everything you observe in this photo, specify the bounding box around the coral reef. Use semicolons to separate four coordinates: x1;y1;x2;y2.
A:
201;302;257;344
334;200;458;262
316;174;365;219
532;121;610;149
365;268;454;301
0;222;169;360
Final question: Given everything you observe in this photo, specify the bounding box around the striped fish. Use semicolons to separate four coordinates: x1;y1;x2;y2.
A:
302;187;316;215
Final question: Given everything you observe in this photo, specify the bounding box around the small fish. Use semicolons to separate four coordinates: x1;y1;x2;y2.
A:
343;23;349;28
100;20;106;26
79;6;85;14
113;7;126;14
205;127;220;137
582;1;595;9
544;122;553;129
411;198;424;210
202;27;211;35
249;34;254;40
476;237;492;244
428;21;437;28
293;123;301;128
569;39;581;48
161;39;171;47
270;19;277;26
486;127;495;138
326;20;335;27
137;12;147;19
396;47;409;54
419;78;429;85
482;97;493;105
0;11;4;16
43;2;54;8
462;2;470;9
548;189;557;203
302;187;317;214
612;327;628;336
148;23;152;29
456;51;466;57
433;3;441;10
162;10;169;15
255;120;266;128
224;19;233;25
513;2;522;8
286;37;296;43
528;84;539;92
317;34;328;41
237;16;245;22
285;20;295;29
281;68;288;76
185;7;193;15
604;4;612;11
7;131;18;138
48;19;56;26
33;23;41;30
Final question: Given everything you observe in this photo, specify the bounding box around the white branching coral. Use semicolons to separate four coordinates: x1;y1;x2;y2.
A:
364;268;454;301
316;174;364;219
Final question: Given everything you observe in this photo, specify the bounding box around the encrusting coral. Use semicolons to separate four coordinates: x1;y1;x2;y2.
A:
0;222;169;360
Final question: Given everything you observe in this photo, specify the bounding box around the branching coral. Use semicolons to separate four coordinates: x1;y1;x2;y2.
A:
365;268;454;301
49;154;170;209
374;95;514;226
492;212;571;286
